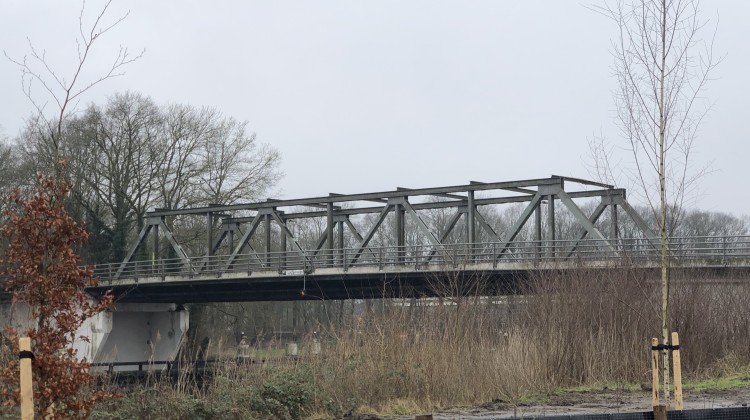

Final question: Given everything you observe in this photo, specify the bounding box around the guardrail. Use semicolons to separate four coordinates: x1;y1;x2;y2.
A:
91;236;750;282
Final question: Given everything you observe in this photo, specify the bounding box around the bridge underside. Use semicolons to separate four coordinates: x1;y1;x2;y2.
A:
87;269;529;303
86;265;749;304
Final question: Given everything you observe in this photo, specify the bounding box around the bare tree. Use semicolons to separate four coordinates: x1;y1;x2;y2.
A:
197;117;282;205
592;0;720;405
4;0;143;169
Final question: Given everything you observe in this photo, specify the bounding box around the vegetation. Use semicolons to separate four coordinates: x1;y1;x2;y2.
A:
55;267;750;418
0;0;744;418
0;172;114;418
592;0;721;402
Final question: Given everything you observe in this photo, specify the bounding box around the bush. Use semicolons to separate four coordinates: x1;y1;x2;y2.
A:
249;370;315;420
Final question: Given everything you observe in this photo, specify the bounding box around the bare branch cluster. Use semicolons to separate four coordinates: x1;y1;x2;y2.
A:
590;0;721;227
3;0;143;159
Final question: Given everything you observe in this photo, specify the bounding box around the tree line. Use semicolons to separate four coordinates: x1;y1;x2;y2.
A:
1;92;282;264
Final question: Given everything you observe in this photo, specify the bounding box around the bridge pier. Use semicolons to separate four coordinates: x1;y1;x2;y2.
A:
0;300;188;372
92;303;188;371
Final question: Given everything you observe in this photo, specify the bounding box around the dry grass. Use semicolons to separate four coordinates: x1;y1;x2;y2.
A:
7;265;750;418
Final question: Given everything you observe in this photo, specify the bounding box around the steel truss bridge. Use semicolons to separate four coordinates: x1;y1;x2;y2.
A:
87;176;750;303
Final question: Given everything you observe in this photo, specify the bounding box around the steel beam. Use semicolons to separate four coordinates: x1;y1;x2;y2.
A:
402;200;441;246
467;191;476;258
615;197;660;247
494;193;544;259
158;219;193;270
394;200;405;263
474;208;501;242
564;200;609;258
534;205;542;259
268;210;312;270
547;193;556;257
557;189;614;251
349;204;392;265
225;213;264;269
326;202;334;265
216;188;623;222
116;223;153;278
145;177;570;217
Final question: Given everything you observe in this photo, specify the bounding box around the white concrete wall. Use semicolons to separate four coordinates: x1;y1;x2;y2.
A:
93;303;189;371
73;310;113;362
1;301;189;372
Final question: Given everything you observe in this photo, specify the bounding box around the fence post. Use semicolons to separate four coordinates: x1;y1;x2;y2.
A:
651;337;660;408
19;337;33;420
672;332;683;410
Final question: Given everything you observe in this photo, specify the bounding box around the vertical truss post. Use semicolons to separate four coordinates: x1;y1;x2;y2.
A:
534;205;542;260
611;202;619;240
327;202;334;266
264;213;272;267
206;211;214;271
394;201;406;263
548;193;556;258
337;220;344;265
467;190;475;260
206;211;214;258
280;219;287;272
152;221;160;273
228;222;237;252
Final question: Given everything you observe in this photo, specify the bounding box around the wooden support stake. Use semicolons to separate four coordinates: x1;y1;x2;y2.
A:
672;331;684;410
19;337;33;420
651;337;660;408
653;405;667;420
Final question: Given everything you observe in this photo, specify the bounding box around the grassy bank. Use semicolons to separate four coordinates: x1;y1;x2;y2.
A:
6;266;750;419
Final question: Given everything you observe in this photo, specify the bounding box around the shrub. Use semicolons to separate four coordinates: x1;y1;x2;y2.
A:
249;370;315;420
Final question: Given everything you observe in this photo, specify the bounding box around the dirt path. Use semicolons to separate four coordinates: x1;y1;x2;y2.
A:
393;388;750;419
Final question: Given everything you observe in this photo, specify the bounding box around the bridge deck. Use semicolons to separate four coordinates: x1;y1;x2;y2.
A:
88;237;750;303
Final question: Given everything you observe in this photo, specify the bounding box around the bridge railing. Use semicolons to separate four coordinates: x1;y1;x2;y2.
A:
92;235;750;282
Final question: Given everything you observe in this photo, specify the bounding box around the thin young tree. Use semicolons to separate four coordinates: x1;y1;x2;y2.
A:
0;172;114;417
1;0;139;415
592;0;720;405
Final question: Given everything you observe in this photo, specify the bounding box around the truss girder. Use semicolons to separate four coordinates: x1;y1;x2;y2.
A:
117;176;660;276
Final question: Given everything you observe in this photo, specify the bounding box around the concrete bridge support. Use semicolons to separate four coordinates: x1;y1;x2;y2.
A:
0;301;189;372
91;303;189;371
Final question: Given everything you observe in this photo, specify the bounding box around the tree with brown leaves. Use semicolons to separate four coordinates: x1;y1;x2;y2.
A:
0;171;114;418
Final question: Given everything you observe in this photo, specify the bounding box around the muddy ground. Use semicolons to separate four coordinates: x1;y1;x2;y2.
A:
366;387;750;419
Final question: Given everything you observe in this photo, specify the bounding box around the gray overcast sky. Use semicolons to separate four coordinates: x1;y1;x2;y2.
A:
1;1;748;214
